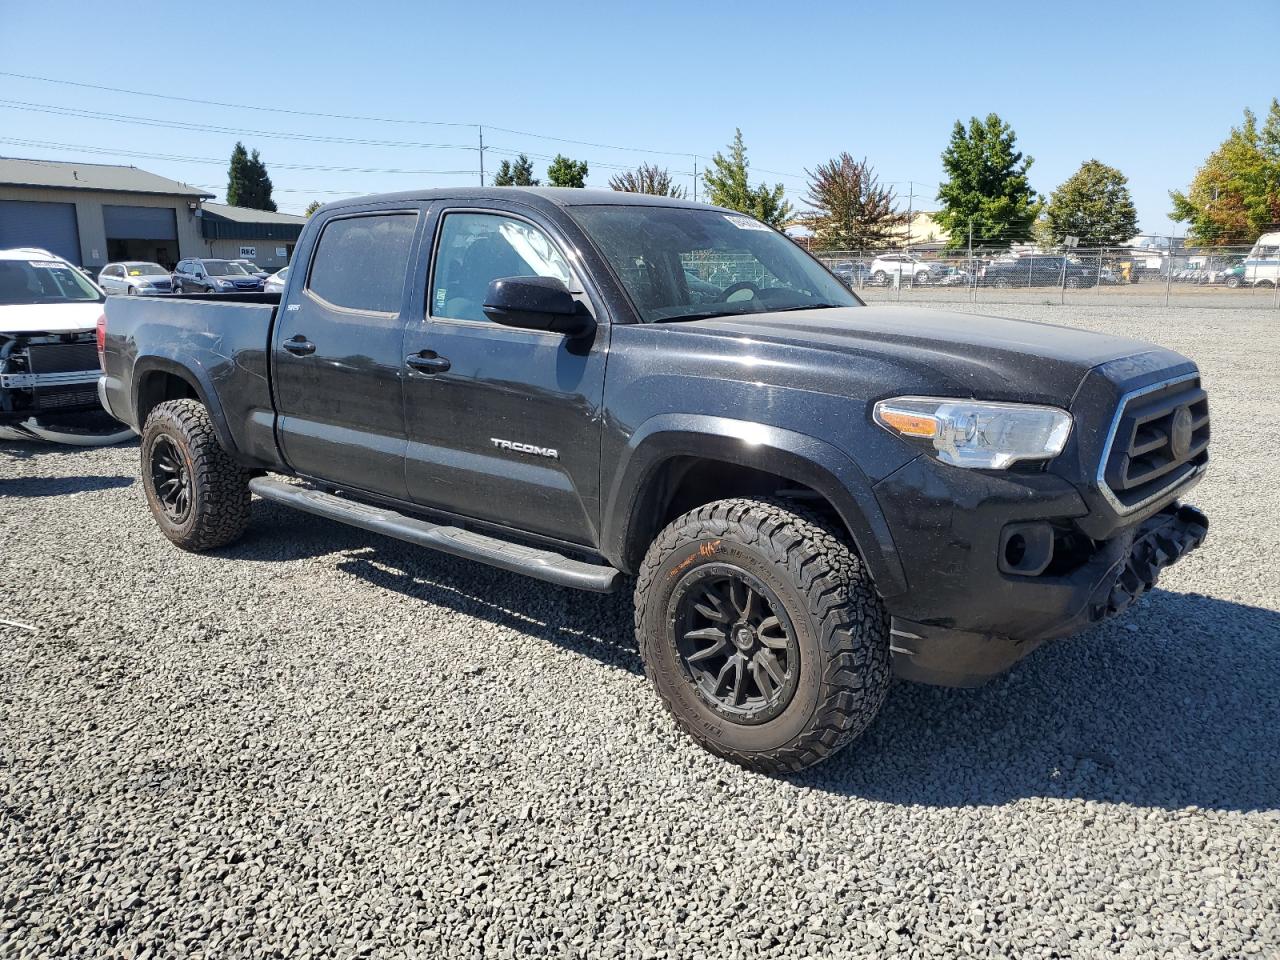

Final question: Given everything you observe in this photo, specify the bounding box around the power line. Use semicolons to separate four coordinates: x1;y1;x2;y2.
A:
0;100;478;151
0;137;479;175
0;71;478;128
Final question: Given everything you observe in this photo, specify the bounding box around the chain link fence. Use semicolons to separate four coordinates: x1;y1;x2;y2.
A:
810;239;1280;309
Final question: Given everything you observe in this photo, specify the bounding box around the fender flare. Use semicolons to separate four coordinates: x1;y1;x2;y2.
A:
602;414;907;598
130;354;239;456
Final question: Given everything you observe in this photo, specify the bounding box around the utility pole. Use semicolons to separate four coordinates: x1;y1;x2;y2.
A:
692;156;698;203
478;125;485;186
968;218;976;303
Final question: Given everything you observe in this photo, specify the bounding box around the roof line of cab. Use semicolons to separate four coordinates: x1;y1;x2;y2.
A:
313;187;729;216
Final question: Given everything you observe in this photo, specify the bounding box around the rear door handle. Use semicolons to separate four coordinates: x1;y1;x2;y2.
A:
406;351;451;374
283;335;316;356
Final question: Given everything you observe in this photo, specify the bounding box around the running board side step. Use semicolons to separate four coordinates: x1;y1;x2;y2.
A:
248;477;622;593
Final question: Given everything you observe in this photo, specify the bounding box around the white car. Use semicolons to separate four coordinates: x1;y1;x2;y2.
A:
263;264;290;295
0;248;134;445
98;261;173;296
868;254;938;285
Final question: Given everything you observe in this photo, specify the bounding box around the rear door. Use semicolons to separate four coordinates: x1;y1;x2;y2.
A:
401;204;607;546
272;204;425;500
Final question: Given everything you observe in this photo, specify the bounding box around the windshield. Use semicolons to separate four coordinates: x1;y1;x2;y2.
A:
571;205;859;322
0;258;103;305
203;260;248;276
125;262;167;277
236;261;263;271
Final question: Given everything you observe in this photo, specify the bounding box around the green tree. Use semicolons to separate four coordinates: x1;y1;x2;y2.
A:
608;162;686;197
303;200;322;217
226;141;276;211
702;129;793;228
1044;159;1139;247
935;114;1040;248
492;154;539;186
546;154;589;188
1170;100;1280;244
804;153;908;250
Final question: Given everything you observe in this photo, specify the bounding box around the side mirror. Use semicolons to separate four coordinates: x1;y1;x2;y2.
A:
483;276;594;337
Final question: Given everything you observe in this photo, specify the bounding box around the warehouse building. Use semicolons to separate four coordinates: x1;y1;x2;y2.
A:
0;157;210;271
197;203;304;271
0;157;305;273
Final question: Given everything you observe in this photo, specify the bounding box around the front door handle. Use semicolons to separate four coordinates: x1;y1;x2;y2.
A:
283;335;316;356
406;350;451;374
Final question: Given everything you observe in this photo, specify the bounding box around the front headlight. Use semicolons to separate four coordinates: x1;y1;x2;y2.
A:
873;396;1072;469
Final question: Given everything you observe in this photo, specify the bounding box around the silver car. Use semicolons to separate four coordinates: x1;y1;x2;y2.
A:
263;264;290;295
98;261;173;296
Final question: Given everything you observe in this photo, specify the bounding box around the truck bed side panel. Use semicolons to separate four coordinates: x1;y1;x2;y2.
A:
102;295;284;470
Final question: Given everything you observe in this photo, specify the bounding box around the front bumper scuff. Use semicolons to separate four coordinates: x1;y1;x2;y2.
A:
891;502;1208;687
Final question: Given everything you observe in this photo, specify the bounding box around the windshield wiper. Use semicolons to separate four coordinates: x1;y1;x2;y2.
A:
650;310;745;324
772;303;847;312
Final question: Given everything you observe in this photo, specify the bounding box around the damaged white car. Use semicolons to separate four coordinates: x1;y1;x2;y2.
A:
0;248;134;445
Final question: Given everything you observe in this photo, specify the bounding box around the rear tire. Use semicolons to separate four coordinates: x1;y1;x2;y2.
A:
140;399;251;551
635;497;890;774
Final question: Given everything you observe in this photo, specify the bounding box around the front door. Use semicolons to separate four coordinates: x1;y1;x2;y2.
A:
272;207;423;500
402;207;607;546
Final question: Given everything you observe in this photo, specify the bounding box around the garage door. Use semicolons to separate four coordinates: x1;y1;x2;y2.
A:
0;199;81;263
102;205;178;240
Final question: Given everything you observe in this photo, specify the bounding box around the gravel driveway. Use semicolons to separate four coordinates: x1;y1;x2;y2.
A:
2;304;1277;959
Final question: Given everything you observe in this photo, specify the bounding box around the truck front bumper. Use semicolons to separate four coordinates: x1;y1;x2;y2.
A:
873;456;1208;687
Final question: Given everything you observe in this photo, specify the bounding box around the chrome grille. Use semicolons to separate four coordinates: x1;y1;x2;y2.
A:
1099;375;1209;514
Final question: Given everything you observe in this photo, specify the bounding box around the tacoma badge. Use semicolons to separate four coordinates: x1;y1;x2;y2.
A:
491;438;559;459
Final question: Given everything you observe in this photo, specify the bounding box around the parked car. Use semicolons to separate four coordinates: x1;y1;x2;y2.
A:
98;261;173;296
101;188;1210;772
0;248;133;445
868;253;939;285
233;259;272;280
263;265;290;295
1222;264;1247;288
829;260;871;287
171;258;264;294
980;256;1097;288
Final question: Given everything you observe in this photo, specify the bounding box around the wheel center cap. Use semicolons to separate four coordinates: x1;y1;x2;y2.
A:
732;625;755;650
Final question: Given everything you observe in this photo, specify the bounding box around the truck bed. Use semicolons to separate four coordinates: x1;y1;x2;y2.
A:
100;292;283;468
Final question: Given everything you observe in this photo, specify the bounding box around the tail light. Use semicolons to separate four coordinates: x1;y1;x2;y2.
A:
95;312;107;366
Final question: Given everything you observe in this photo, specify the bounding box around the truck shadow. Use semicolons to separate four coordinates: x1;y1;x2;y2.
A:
226;505;1279;813
796;590;1280;814
227;501;643;675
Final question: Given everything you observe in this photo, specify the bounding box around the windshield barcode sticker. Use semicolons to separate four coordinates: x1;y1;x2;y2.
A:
723;215;770;232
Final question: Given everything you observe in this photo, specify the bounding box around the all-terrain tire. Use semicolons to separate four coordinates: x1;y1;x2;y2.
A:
140;399;251;551
635;497;890;774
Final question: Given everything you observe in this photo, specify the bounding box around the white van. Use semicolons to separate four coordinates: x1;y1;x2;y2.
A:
1243;232;1280;287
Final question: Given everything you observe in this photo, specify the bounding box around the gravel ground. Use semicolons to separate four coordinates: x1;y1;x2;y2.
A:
2;304;1277;959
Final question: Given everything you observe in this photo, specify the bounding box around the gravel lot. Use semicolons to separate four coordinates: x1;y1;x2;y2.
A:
2;304;1277;959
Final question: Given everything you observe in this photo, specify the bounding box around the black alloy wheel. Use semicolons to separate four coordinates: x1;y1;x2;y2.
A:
673;566;800;724
149;434;192;523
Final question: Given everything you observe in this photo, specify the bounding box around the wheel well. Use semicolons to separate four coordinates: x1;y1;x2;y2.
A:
135;370;200;426
623;456;851;571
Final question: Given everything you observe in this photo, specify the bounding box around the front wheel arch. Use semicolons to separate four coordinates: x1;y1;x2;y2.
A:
603;421;909;599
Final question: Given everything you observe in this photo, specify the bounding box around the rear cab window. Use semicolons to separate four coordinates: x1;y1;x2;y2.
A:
306;213;419;313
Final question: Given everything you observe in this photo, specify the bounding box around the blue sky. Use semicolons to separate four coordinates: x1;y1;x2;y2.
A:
1;0;1271;232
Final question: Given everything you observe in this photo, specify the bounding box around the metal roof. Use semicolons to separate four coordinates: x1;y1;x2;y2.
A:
199;202;308;225
0;156;213;197
199;202;307;242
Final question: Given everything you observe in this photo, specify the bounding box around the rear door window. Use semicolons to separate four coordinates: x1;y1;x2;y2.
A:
307;213;419;314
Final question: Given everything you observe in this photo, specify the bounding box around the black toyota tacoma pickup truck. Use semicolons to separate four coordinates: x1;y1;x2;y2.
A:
100;189;1209;772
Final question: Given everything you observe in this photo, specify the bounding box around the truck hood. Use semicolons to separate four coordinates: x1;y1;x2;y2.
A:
685;305;1169;404
0;301;104;336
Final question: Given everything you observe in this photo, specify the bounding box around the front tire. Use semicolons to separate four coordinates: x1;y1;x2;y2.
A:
635;498;890;774
140;399;251;551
